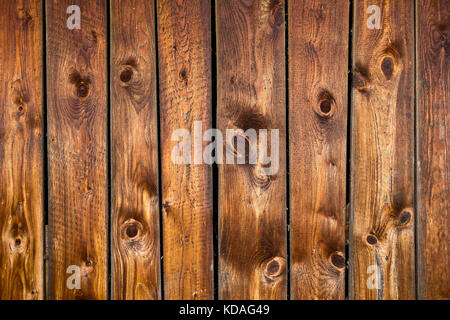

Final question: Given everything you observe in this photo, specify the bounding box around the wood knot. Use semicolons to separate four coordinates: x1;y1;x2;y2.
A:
268;0;283;27
126;224;138;238
353;63;371;94
436;24;449;54
69;71;91;99
330;252;345;269
121;219;143;241
381;57;394;80
17;8;32;23
366;234;378;245
314;4;326;21
120;68;133;83
82;259;94;277
315;90;335;118
89;30;98;42
10;236;26;254
13;92;30;112
77;83;89;98
263;257;285;281
179;67;188;84
397;208;412;226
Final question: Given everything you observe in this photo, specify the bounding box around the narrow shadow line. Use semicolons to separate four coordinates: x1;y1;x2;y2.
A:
106;0;112;301
42;0;49;300
346;0;355;300
154;0;165;301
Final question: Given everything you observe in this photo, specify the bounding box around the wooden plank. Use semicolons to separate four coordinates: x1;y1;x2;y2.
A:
289;0;349;300
417;0;449;300
110;0;160;300
47;0;107;299
217;0;287;299
0;0;44;300
157;0;214;299
350;0;415;299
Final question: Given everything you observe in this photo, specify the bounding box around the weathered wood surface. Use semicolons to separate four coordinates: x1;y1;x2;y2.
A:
289;0;349;300
350;0;415;299
111;0;160;300
0;0;448;301
217;0;287;300
0;0;44;300
417;0;449;300
47;0;108;299
157;0;214;299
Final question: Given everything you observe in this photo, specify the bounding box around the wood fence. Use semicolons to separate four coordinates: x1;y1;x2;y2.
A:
0;0;448;300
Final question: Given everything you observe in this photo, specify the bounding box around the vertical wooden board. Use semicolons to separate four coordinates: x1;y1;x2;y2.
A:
289;0;349;300
0;0;44;300
47;0;107;299
217;0;287;299
417;0;449;300
350;0;415;299
110;0;160;300
157;0;214;299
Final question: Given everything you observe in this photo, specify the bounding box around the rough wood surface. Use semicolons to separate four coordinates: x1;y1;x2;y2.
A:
417;0;449;300
217;0;287;300
350;0;415;299
289;0;349;300
111;0;160;300
0;0;44;300
47;0;108;299
157;0;214;300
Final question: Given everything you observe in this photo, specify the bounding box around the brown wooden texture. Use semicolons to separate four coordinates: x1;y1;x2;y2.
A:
350;0;415;299
417;0;449;300
0;0;44;300
289;0;349;300
217;0;287;299
111;0;160;300
157;0;214;299
47;0;108;299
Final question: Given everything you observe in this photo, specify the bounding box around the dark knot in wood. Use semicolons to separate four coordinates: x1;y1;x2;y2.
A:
366;235;378;245
77;83;89;98
381;57;394;80
126;224;138;238
263;257;285;280
120;69;133;83
331;252;345;269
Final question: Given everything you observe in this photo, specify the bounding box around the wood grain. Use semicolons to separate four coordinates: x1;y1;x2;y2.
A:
0;0;44;300
157;0;214;300
289;0;349;300
350;0;415;299
47;0;108;299
417;0;449;300
110;0;160;300
217;0;287;300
